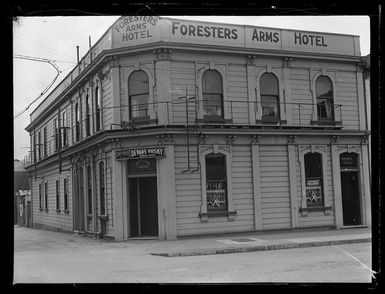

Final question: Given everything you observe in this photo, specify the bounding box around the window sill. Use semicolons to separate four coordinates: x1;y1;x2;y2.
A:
299;206;332;216
98;215;109;221
199;210;237;222
256;118;287;125
196;117;233;124
64;210;70;214
311;120;342;126
130;117;158;125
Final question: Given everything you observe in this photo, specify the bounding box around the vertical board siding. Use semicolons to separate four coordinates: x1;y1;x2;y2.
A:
171;61;196;125
227;64;249;124
31;163;73;232
336;71;359;129
175;144;255;237
290;68;313;125
102;76;113;129
231;145;254;228
259;145;291;230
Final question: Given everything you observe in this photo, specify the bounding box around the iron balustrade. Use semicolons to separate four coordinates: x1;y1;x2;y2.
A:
24;99;344;167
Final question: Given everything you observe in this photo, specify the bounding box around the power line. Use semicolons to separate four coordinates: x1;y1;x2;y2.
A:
14;55;62;119
14;30;76;62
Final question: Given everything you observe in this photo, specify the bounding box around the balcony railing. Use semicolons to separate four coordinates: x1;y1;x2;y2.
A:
24;99;345;167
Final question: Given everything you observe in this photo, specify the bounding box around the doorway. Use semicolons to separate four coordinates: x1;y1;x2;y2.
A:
73;168;85;232
340;152;361;226
128;177;158;238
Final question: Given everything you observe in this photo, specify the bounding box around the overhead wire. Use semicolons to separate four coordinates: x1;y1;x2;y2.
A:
14;30;76;63
14;55;63;119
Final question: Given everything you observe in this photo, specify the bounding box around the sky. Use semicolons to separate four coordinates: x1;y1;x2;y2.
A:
13;15;370;161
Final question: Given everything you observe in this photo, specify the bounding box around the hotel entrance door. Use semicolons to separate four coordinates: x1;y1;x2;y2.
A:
128;177;158;238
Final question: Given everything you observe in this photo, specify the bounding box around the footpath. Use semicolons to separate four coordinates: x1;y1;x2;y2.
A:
147;227;372;257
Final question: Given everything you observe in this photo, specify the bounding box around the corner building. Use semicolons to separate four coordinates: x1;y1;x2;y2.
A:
24;16;371;241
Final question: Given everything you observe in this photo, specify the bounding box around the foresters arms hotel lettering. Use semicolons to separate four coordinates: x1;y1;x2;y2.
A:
171;21;238;39
115;16;158;42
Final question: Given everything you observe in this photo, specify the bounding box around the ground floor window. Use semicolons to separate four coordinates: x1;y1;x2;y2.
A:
304;152;324;206
205;153;228;212
39;183;42;210
64;178;69;212
99;161;106;216
44;182;48;211
56;179;60;211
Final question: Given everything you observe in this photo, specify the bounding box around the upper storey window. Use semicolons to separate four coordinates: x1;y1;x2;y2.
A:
85;93;91;137
316;76;334;121
95;85;101;131
75;102;80;142
202;70;224;119
128;70;149;120
260;73;280;120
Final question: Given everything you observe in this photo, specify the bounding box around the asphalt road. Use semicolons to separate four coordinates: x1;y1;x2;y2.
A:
13;226;372;284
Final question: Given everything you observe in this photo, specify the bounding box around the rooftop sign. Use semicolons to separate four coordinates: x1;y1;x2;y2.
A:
111;17;361;56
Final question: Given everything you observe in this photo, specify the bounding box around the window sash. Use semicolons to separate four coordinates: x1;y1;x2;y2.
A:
317;97;335;120
129;93;149;119
261;95;280;118
44;182;48;210
203;94;223;117
56;180;60;210
63;178;68;211
99;162;106;216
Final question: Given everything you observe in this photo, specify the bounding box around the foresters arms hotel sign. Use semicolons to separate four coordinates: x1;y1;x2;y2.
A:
111;16;360;56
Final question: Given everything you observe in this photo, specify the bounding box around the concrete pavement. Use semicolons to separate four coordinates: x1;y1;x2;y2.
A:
148;226;372;257
14;225;371;257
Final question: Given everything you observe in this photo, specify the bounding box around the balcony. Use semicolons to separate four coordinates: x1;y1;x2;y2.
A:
24;99;346;168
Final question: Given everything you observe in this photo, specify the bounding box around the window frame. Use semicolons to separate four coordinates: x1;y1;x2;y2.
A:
128;70;150;121
37;130;41;160
56;179;60;212
85;92;91;137
94;83;101;132
39;182;42;210
255;69;286;124
202;69;224;119
299;146;331;215
86;164;93;216
259;72;280;121
75;102;80;142
63;177;69;213
199;147;236;222
43;126;47;157
44;181;48;211
315;75;335;121
99;161;106;216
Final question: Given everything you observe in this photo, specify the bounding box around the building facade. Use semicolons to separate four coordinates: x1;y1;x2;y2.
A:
24;16;371;241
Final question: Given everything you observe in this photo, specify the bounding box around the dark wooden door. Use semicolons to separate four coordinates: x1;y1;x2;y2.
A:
129;177;158;237
341;171;361;226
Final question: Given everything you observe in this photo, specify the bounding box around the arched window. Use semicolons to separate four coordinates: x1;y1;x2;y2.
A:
75;102;80;141
205;153;227;211
304;152;324;206
202;70;224;118
316;76;334;120
128;70;149;119
85;93;91;136
260;73;279;120
95;85;101;131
